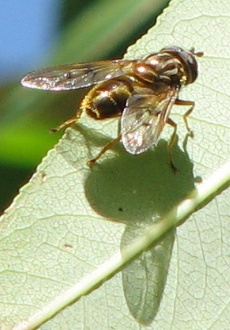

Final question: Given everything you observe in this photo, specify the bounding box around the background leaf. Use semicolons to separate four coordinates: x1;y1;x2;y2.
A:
1;0;230;329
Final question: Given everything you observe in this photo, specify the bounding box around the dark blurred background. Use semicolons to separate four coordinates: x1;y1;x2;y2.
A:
0;0;170;213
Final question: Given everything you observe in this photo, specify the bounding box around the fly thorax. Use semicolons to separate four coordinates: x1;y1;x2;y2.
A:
144;53;187;86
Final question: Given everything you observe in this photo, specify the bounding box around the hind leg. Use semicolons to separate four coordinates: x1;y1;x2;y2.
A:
87;135;121;167
50;108;83;133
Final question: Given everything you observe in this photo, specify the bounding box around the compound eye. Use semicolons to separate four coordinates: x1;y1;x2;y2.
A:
160;46;183;54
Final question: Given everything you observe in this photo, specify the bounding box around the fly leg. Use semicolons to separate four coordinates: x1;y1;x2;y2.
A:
88;134;122;167
175;99;195;137
50;108;83;133
166;118;178;172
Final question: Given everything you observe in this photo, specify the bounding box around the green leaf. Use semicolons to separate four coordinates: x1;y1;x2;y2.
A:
1;0;230;329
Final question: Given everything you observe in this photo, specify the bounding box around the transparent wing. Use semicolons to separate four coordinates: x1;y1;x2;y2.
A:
121;87;179;155
21;59;134;91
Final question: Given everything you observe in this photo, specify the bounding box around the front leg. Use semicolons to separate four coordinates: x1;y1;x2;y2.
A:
175;99;195;137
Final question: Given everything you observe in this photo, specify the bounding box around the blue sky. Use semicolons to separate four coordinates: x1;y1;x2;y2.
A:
0;0;60;84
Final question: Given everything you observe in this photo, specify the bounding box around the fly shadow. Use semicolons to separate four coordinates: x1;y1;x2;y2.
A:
83;130;196;325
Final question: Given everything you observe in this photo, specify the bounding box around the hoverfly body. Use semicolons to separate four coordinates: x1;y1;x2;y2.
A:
21;46;203;167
